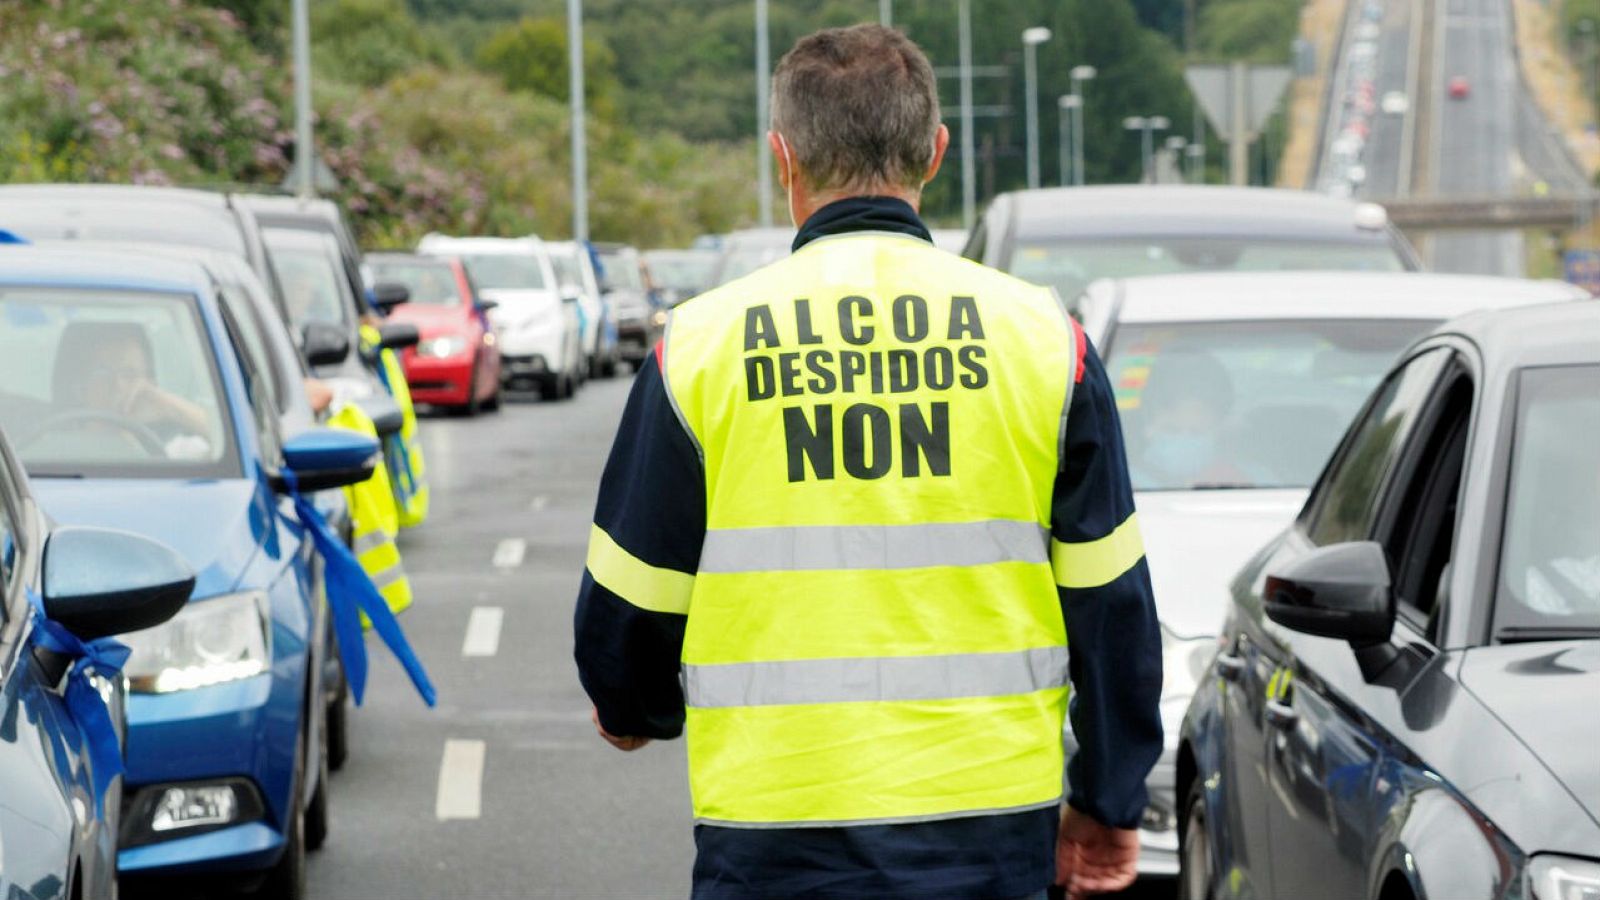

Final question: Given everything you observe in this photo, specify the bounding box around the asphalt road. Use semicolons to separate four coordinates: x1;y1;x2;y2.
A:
305;377;696;897
1361;0;1418;199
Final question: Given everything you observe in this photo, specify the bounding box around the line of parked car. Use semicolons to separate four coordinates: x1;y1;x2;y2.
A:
963;184;1600;899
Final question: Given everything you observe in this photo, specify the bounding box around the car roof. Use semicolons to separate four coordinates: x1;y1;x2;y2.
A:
1003;185;1395;242
366;251;452;266
0;183;249;255
0;244;214;295
1101;271;1588;324
1436;300;1600;371
233;192;339;222
418;234;545;254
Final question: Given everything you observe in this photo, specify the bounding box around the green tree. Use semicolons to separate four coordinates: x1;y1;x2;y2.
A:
312;0;454;88
475;17;619;118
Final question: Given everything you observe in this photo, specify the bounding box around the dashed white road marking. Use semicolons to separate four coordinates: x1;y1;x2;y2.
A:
462;607;504;658
530;495;549;511
435;739;486;821
492;538;526;569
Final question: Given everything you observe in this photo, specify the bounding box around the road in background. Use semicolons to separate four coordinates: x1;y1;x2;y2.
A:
1361;1;1418;198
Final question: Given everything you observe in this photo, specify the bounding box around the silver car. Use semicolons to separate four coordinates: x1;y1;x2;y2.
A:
1072;270;1588;876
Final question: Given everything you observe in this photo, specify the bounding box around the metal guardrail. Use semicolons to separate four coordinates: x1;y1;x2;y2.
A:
1380;194;1597;229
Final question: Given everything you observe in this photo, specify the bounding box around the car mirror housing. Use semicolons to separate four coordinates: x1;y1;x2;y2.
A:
272;426;379;493
42;527;195;641
376;322;420;351
474;298;499;313
1263;541;1395;645
302;322;350;368
370;282;411;313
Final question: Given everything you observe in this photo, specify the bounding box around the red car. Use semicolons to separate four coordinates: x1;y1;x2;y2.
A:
365;252;502;414
1448;76;1470;99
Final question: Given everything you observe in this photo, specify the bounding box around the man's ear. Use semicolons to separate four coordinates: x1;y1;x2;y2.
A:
767;131;792;191
924;124;951;184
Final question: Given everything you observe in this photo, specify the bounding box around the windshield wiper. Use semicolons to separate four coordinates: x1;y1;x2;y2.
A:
1496;626;1600;644
1189;482;1261;490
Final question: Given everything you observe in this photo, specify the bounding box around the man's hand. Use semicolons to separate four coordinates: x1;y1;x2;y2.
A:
1055;805;1139;898
591;707;651;752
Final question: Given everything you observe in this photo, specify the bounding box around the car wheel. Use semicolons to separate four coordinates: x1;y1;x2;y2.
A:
256;749;308;899
539;375;560;401
462;356;483;417
482;385;501;412
304;707;330;852
1178;778;1216;900
325;653;349;772
600;357;618;378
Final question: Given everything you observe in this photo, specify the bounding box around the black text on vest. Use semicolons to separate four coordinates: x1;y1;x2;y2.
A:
742;295;985;482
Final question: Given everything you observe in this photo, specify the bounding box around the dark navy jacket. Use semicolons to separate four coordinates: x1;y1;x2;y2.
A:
574;197;1163;899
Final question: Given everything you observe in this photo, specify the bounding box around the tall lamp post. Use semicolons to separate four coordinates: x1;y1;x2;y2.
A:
1069;65;1097;186
958;0;976;229
1163;134;1187;185
1123;115;1170;183
567;0;588;241
880;0;892;26
1022;27;1052;190
1058;94;1080;187
755;0;772;227
291;0;312;198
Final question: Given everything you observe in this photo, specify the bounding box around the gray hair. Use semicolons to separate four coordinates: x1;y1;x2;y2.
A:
770;24;941;194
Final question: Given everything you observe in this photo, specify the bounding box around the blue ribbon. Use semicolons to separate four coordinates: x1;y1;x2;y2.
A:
25;589;131;816
280;470;436;707
367;347;418;500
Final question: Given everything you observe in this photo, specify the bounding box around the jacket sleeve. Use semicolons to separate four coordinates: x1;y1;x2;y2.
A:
1051;332;1164;830
574;348;704;740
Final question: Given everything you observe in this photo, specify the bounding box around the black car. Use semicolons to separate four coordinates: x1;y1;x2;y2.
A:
962;185;1422;305
1178;301;1600;900
593;242;664;370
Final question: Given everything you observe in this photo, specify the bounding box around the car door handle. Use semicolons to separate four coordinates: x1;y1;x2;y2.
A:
1265;699;1298;730
1215;652;1245;682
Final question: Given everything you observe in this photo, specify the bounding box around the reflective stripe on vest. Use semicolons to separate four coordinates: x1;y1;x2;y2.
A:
329;404;413;618
661;233;1079;826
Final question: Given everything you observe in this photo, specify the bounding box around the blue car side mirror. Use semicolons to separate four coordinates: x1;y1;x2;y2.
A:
272;426;379;494
43;527;195;641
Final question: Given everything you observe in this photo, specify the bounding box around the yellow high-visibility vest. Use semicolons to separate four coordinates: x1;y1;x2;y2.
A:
362;324;430;529
328;403;412;618
601;233;1144;827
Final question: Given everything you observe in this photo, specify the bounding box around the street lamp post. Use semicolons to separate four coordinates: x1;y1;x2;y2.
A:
958;0;976;230
880;0;892;27
1163;134;1187;185
1058;94;1080;187
756;0;772;227
567;0;588;241
1069;65;1097;186
291;0;312;198
1022;27;1052;190
1186;142;1206;184
1123;115;1170;183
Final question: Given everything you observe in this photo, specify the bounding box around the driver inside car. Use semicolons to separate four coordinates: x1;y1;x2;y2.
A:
53;321;212;459
1130;349;1252;489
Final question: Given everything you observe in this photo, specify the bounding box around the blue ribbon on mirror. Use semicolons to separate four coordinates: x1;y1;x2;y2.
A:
279;470;436;707
25;589;131;816
366;347;418;499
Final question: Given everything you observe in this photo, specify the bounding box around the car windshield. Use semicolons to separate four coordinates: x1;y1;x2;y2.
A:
0;286;236;478
598;252;643;291
369;260;460;308
1495;365;1600;634
1009;238;1406;301
459;253;547;291
265;228;353;332
1105;319;1431;491
648;254;713;292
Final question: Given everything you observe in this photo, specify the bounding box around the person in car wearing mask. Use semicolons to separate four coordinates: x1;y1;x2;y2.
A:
1130;350;1249;490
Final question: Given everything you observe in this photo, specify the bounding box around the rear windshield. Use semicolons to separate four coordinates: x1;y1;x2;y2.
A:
459;253;547;291
368;260;461;308
1009;237;1406;301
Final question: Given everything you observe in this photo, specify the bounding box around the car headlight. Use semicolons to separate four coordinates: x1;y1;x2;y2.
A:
651;309;668;327
1529;855;1600;900
120;592;270;693
416;335;468;359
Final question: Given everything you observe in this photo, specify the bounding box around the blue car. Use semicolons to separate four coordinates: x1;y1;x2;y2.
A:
0;421;192;900
0;246;380;898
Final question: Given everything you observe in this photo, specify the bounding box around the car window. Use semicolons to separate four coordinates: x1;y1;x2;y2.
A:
598;252;644;291
459;253;548;291
218;300;282;464
1306;348;1451;546
264;228;355;333
1008;238;1406;301
0;485;16;607
1495;364;1600;634
0;286;238;479
549;251;585;292
369;260;460;308
217;280;287;414
1103;319;1432;491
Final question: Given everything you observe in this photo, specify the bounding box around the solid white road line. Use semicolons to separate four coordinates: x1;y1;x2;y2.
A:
492;538;526;569
462;607;504;658
435;739;486;821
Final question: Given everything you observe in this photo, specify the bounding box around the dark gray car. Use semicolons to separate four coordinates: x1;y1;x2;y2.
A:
963;185;1422;304
1177;301;1600;900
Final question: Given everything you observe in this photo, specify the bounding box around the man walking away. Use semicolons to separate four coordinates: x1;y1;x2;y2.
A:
575;24;1163;900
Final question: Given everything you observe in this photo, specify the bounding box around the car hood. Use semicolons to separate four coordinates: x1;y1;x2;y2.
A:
1136;489;1305;637
32;478;266;599
1460;640;1600;830
390;304;469;338
479;288;557;326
